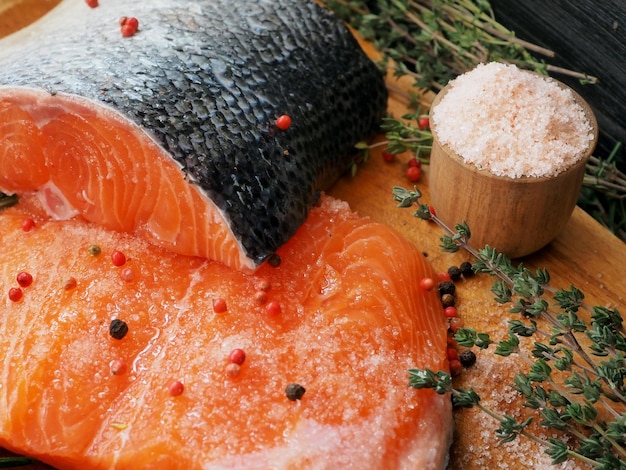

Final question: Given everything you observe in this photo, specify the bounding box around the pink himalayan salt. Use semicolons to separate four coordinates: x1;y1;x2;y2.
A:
431;62;594;178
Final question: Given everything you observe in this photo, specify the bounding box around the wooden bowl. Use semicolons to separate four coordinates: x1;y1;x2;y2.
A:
429;74;598;259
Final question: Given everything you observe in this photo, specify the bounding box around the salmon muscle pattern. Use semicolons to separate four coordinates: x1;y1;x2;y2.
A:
0;0;387;272
0;194;452;469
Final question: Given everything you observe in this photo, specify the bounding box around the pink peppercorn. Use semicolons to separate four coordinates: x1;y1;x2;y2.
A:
419;277;435;291
225;363;241;379
213;298;227;313
275;114;292;131
265;300;281;316
110;359;127;375
120;267;135;282
21;218;35;232
229;348;246;365
168;380;184;396
444;306;458;318
8;287;23;302
16;272;33;287
111;250;126;266
254;290;268;304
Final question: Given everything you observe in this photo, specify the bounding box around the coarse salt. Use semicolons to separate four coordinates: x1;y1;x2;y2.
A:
431;62;594;178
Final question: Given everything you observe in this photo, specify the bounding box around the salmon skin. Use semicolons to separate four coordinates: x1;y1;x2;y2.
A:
0;0;387;271
0;194;452;469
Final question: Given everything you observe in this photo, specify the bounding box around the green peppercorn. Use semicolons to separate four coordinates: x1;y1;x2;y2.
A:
88;244;102;256
447;265;462;281
285;383;306;401
460;261;474;278
438;281;456;296
109;319;129;340
441;293;455;308
459;350;476;367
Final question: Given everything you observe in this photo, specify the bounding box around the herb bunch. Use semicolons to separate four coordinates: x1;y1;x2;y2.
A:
322;0;597;91
323;0;626;242
394;186;626;469
579;143;626;242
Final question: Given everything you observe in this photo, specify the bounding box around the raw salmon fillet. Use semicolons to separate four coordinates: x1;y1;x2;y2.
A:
0;194;452;469
0;0;387;272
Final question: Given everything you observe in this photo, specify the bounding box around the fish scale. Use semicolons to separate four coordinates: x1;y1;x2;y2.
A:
0;0;387;268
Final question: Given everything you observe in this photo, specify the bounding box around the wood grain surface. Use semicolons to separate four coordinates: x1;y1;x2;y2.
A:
0;0;61;37
1;2;625;469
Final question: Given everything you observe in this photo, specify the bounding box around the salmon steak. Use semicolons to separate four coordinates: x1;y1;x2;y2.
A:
0;0;387;272
0;194;452;469
0;0;453;468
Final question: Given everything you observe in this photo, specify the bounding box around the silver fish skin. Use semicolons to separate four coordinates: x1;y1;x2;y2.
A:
0;0;387;268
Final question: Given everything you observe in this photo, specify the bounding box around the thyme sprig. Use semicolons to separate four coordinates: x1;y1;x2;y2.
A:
323;0;598;91
361;111;433;156
394;185;626;468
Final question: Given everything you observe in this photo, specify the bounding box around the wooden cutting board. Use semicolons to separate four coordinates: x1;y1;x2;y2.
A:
1;3;624;469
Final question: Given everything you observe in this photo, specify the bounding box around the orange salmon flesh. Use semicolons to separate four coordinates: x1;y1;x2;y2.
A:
0;194;452;469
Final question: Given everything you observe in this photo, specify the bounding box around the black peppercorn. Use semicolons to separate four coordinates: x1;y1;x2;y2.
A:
438;281;456;296
460;261;474;278
459;350;477;367
285;383;306;401
268;253;281;267
441;293;455;308
447;265;462;281
109;319;129;340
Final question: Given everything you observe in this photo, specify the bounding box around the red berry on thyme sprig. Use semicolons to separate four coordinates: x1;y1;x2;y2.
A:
406;166;421;182
408;157;421;168
382;151;396;162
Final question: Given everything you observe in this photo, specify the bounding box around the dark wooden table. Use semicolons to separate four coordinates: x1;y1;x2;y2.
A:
491;0;626;162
